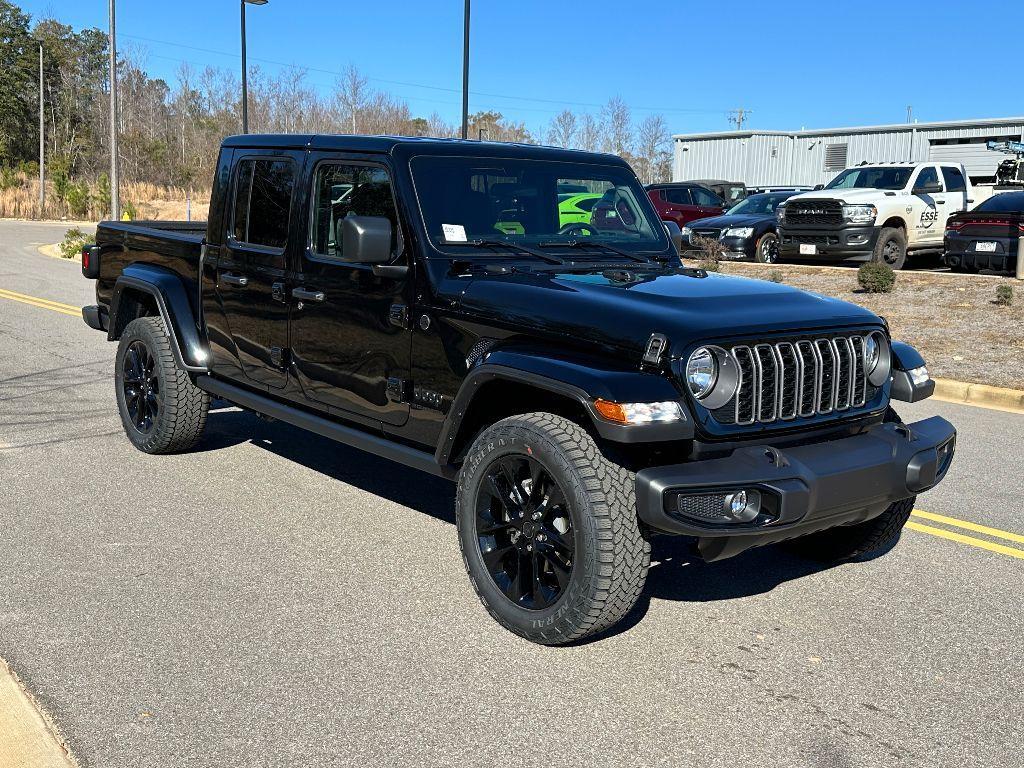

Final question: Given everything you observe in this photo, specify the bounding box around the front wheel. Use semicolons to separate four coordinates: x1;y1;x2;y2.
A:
786;497;916;562
456;413;650;645
873;227;907;270
754;232;780;263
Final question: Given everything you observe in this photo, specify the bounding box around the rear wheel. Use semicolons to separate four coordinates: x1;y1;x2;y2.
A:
873;227;907;270
114;316;209;454
786;497;916;562
456;413;650;645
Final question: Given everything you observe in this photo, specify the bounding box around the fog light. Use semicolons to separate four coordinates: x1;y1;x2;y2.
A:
908;365;929;386
724;490;759;523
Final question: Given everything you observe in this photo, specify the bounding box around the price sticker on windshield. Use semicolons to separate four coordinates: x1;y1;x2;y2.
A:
442;224;468;242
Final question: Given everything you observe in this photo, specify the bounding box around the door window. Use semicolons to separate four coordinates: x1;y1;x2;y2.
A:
941;167;967;192
663;188;692;205
311;164;400;258
914;167;941;192
691;187;723;206
231;158;295;249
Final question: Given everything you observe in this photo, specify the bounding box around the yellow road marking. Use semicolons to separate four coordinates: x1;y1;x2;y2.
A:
912;509;1024;545
0;288;80;317
907;521;1024;560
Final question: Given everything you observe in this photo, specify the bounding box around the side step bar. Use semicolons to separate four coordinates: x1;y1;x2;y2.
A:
195;376;452;479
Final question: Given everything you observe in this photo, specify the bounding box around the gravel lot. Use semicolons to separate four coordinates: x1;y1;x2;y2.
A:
696;260;1024;389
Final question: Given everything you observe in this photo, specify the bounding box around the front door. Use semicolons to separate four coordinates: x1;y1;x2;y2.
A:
911;166;944;246
661;187;700;225
288;154;412;427
216;151;301;389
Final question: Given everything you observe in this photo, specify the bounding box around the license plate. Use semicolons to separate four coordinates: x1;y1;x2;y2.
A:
799;243;817;255
975;241;997;253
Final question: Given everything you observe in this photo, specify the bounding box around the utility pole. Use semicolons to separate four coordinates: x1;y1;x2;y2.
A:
38;42;44;215
728;108;750;131
108;0;119;220
241;0;268;134
906;105;913;123
461;0;470;140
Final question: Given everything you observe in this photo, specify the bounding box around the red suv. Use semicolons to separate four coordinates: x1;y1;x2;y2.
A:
646;183;729;227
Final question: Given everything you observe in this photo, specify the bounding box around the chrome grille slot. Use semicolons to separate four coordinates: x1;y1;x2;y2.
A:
721;333;878;427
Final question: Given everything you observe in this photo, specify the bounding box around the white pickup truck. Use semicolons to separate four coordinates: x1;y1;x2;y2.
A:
777;162;973;269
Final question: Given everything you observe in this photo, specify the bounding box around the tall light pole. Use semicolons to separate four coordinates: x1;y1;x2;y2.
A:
241;0;268;134
461;0;470;140
108;0;119;219
38;42;44;215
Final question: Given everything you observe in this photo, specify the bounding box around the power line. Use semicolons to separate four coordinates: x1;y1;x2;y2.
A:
728;108;751;131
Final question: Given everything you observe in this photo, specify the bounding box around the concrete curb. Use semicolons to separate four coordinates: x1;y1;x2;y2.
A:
0;658;76;767
37;243;78;262
932;378;1024;414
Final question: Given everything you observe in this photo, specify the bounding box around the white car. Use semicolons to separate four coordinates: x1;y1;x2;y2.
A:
777;162;972;269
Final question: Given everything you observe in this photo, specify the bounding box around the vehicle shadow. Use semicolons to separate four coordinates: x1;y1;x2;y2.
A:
205;407;841;644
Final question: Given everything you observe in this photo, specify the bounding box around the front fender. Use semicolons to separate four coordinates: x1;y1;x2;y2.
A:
109;263;209;372
890;340;934;402
436;345;693;466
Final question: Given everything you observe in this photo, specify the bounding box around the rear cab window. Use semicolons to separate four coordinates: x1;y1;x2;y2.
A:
231;158;296;249
941;167;967;192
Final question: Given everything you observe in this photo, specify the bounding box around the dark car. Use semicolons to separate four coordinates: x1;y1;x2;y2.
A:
690;179;748;204
944;191;1024;273
79;134;954;646
646;182;728;228
682;192;800;263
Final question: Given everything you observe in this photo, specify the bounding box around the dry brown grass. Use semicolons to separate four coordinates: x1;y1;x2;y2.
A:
687;259;1024;390
0;174;209;222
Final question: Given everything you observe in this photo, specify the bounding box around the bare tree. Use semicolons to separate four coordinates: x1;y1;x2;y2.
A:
601;97;633;159
634;113;671;184
576;113;603;152
546;109;577;148
334;64;369;134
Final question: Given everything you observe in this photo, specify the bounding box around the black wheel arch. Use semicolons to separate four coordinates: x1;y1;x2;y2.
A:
436;347;693;468
108;263;209;373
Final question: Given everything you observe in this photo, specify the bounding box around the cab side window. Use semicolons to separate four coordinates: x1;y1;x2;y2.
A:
232;158;295;249
942;167;967;192
691;187;723;206
663;188;692;205
914;167;940;192
311;164;400;259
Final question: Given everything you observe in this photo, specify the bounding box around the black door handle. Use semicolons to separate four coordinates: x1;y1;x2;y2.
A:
292;287;326;302
221;273;248;287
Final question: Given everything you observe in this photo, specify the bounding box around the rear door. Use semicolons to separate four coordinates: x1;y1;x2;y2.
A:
662;186;701;225
215;151;301;389
288;153;412;427
941;166;969;216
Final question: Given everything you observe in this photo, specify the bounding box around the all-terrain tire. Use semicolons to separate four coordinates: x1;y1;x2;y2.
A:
114;316;210;454
456;412;650;645
872;227;908;270
786;496;916;563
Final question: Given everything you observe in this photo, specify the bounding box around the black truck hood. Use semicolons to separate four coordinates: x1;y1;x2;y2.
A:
455;267;880;357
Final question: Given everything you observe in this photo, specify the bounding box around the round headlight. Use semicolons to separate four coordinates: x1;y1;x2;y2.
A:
686;347;718;398
864;332;891;386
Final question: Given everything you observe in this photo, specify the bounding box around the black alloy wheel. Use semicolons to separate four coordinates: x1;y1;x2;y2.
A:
757;233;779;263
121;340;160;434
881;238;901;265
475;454;575;610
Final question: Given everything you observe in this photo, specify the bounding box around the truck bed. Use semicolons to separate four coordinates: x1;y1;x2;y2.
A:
94;220;208;317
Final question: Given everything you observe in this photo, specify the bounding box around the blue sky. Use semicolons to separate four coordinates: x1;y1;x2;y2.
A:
20;0;1024;135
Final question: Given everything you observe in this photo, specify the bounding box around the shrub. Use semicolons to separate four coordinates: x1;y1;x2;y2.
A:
64;181;91;217
59;227;89;259
121;199;138;221
0;166;20;191
995;284;1014;306
768;270;783;283
94;173;112;217
857;261;896;293
697;257;720;273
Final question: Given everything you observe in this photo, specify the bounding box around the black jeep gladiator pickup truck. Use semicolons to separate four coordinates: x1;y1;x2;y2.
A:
81;135;956;645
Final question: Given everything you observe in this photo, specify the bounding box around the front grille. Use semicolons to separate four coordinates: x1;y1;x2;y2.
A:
783;234;840;246
712;334;875;426
692;228;721;240
784;199;843;227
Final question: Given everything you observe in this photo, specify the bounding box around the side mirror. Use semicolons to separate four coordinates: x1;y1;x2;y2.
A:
340;215;392;264
913;181;943;195
663;220;683;255
813;184;824;191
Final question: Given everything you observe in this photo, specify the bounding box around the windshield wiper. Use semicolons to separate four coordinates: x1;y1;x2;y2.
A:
537;239;650;263
443;239;564;265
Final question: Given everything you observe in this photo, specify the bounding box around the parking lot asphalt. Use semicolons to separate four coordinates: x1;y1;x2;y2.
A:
1;220;1022;768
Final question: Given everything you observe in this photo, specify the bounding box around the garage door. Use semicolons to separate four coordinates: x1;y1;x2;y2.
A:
929;138;1020;179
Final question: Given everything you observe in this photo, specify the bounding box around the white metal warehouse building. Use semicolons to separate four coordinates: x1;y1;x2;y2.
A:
672;117;1024;187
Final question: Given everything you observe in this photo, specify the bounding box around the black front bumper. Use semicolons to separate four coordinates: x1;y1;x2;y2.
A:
635;416;955;561
779;225;878;261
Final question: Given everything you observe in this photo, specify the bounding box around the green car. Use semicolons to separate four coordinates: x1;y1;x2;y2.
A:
558;193;602;228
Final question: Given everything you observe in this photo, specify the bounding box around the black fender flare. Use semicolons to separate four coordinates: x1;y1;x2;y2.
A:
435;347;693;467
108;263;209;373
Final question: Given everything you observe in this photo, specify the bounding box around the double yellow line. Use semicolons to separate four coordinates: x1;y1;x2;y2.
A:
909;509;1024;560
0;287;81;317
1;285;1023;562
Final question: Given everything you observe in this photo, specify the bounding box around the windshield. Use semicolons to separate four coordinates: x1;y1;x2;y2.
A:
411;156;668;254
726;192;793;216
825;167;913;190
